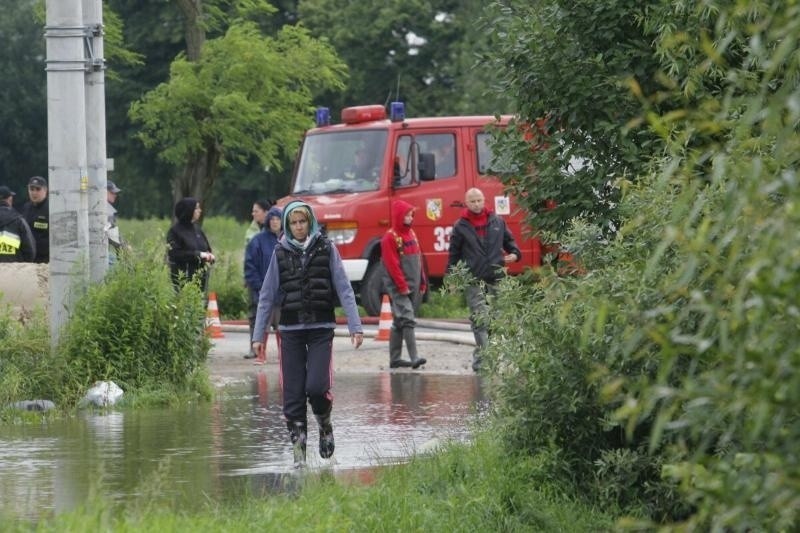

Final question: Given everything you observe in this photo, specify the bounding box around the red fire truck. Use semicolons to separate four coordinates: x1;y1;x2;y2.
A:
277;102;543;316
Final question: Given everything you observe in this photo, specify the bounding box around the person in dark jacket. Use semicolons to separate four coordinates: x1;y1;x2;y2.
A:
0;186;36;262
166;197;215;294
243;205;282;361
19;176;49;263
251;200;363;466
446;188;521;372
380;199;427;369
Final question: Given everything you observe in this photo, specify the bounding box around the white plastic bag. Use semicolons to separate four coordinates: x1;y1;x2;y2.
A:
82;380;124;407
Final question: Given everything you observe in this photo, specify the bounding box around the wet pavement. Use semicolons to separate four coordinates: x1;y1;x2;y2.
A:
209;321;478;380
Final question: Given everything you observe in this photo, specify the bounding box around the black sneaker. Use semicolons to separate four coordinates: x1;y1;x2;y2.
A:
411;357;427;369
389;360;414;368
319;425;335;459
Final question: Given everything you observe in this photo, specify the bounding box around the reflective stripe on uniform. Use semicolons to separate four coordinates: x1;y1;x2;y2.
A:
0;231;21;254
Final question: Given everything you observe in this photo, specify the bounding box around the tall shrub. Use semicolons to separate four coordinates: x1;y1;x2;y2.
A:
57;246;210;405
616;1;800;529
483;0;800;527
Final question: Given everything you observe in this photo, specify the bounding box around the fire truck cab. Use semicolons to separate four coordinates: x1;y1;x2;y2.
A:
279;102;542;316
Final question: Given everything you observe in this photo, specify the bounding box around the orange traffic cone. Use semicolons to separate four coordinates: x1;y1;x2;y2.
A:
375;295;392;341
205;292;225;339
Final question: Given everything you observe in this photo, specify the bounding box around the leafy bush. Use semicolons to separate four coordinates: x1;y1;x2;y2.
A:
0;308;53;414
483;1;800;528
56;244;210;406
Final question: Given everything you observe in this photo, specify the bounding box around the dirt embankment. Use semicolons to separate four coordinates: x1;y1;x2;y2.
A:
0;263;48;320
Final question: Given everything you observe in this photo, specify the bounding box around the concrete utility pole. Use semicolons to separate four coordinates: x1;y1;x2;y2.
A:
45;0;91;346
83;0;109;281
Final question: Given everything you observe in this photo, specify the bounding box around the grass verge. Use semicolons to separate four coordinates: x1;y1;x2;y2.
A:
6;431;613;531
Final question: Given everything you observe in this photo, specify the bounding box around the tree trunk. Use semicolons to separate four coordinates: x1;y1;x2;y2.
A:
174;141;221;217
174;0;205;61
172;0;213;215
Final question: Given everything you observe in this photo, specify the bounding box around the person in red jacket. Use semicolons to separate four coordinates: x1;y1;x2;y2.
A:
380;199;427;369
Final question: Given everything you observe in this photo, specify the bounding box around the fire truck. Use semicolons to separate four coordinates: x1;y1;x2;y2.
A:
277;102;543;316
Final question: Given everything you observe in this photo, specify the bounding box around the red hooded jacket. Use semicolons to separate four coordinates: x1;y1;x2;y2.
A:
380;199;426;295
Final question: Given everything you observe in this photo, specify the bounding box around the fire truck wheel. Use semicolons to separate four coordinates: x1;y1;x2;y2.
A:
360;264;384;317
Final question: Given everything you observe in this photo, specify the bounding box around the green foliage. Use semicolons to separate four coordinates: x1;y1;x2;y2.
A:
131;21;347;170
417;288;468;319
0;0;47;190
0;308;53;419
483;0;800;528
102;5;146;79
298;0;509;117
57;248;210;406
486;0;665;237
129;20;348;204
615;2;800;529
194;0;278;35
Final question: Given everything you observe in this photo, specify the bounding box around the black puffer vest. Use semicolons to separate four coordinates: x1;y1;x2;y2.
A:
276;237;336;325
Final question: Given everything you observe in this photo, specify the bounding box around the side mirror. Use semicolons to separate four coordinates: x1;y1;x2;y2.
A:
419;152;435;181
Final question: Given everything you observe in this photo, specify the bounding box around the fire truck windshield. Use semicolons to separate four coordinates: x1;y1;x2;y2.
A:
293;130;388;194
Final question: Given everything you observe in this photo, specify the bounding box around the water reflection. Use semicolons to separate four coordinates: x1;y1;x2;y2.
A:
0;371;486;522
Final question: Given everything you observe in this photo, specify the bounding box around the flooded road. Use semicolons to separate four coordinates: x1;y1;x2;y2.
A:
0;370;486;522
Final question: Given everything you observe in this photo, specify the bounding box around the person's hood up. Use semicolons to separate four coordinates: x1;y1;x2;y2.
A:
391;199;416;231
267;206;283;223
282;200;319;249
174;197;198;224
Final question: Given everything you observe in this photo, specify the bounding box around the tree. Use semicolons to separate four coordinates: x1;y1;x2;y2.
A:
0;0;48;190
486;0;665;238
297;0;504;118
129;21;347;206
483;0;800;526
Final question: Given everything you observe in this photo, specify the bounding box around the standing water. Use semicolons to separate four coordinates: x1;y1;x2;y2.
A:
0;371;487;522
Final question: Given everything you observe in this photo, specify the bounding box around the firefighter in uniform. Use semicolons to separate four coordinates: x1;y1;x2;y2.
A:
0;186;36;262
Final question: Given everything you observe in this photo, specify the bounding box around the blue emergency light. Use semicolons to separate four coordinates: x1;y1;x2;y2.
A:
390;101;405;122
315;107;331;127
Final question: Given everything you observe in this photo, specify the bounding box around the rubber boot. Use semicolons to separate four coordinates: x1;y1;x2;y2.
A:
403;327;426;369
288;421;307;466
315;411;335;459
389;327;412;368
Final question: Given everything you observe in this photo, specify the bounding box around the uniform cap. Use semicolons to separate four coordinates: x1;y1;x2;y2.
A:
28;176;47;188
107;180;122;193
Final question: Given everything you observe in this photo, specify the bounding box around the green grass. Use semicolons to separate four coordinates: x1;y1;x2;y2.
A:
5;431;614;531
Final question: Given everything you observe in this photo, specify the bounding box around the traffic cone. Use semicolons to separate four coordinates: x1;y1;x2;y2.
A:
205;292;225;339
375;295;392;341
